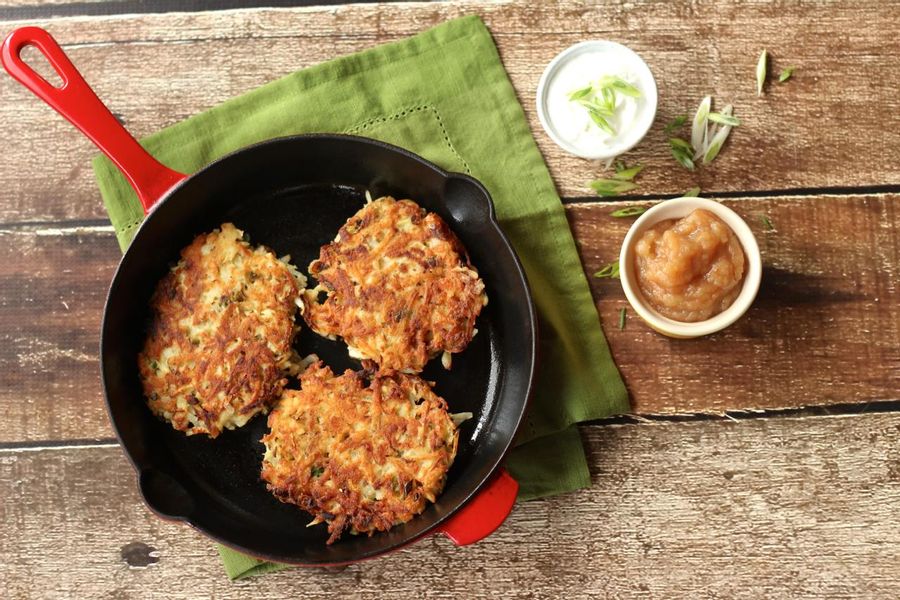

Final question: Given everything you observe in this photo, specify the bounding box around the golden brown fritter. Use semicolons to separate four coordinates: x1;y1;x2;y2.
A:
138;223;306;437
261;361;460;544
302;196;487;373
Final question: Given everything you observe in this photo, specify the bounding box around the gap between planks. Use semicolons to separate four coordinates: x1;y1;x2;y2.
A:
2;411;899;599
3;0;900;221
3;399;900;453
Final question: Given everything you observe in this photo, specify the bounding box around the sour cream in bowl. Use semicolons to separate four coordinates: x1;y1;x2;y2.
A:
536;41;658;161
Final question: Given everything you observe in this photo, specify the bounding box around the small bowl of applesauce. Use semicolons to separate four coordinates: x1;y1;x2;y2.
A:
619;197;761;338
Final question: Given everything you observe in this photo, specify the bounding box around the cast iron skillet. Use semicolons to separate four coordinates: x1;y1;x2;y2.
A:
2;28;537;565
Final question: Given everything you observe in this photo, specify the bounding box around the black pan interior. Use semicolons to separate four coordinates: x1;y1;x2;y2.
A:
100;135;535;565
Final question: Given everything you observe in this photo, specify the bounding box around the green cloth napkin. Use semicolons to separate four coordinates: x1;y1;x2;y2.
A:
93;15;629;579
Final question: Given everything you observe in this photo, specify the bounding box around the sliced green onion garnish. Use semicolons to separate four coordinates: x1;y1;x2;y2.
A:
779;67;795;83
618;308;626;330
568;85;593;100
588;109;616;135
708;112;741;126
610;206;647;218
612;163;643;181
683;187;701;197
664;115;687;134
691;96;711;153
594;262;620;279
702;105;734;165
589;178;638;197
756;49;768;96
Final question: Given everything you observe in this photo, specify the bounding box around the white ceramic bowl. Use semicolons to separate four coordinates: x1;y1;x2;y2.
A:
619;197;762;338
536;40;658;160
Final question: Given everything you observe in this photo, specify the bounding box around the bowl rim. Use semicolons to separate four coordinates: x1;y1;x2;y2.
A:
535;40;658;161
618;197;762;338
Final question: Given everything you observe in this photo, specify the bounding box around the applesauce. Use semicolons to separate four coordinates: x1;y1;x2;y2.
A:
634;208;745;322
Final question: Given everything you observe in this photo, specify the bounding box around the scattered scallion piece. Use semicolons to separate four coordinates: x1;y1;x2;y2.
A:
669;138;695;171
758;214;775;230
756;49;768;96
610;206;647;218
664;115;687;134
613;163;644;181
707;112;741;126
691;96;711;153
618;308;626;330
702;105;734;165
683;187;701;197
779;67;795;83
594;262;620;279
589;178;639;197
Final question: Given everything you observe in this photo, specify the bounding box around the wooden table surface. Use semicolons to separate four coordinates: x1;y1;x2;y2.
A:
1;1;898;598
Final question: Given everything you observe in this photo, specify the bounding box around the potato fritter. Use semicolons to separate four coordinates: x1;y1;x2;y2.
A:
261;361;460;544
302;196;487;373
138;223;306;437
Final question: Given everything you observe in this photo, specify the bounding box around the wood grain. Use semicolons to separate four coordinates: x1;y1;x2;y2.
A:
1;0;900;222
0;195;896;443
1;413;899;598
572;194;900;415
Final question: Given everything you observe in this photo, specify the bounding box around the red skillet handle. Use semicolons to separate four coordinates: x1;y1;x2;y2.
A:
1;27;185;214
437;468;518;546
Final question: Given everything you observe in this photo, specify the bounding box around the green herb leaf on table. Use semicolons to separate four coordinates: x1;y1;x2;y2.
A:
613;163;644;181
618;308;626;330
664;115;687;134
669;138;696;170
594;262;620;279
757;49;768;95
590;178;638;197
758;214;775;230
779;67;796;83
702;105;735;165
708;112;741;126
703;140;725;164
683;187;701;197
610;206;647;218
691;96;711;154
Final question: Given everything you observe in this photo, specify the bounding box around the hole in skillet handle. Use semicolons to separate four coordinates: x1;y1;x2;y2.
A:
19;43;64;88
138;468;195;521
442;173;496;229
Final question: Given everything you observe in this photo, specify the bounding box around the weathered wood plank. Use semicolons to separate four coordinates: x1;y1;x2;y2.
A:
0;195;896;442
572;194;900;415
1;0;900;222
1;413;898;598
0;0;407;21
